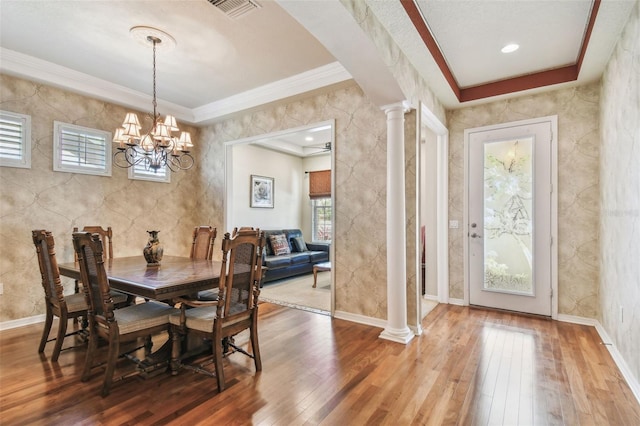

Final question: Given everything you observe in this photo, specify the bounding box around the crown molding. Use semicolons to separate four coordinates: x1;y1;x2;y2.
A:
1;48;351;126
0;47;194;122
192;62;352;123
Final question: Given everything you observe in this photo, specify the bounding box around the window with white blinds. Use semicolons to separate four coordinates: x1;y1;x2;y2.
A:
128;155;170;183
0;110;31;169
53;121;112;176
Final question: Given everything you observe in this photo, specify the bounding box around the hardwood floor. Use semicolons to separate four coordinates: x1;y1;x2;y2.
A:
1;303;639;425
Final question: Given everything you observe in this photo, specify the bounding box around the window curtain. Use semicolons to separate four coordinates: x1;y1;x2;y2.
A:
309;170;331;199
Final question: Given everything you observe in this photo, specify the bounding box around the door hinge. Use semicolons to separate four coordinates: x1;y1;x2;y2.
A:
550;236;553;246
550;288;553;298
550;183;553;193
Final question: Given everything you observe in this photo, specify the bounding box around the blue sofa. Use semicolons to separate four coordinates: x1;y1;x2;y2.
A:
262;229;330;283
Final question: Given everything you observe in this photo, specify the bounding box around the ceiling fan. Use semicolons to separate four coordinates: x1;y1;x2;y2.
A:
307;142;332;153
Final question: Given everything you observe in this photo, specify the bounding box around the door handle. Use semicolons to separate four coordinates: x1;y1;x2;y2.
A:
470;233;482;239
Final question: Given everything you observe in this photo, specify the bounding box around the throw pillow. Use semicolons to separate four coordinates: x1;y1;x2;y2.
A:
269;233;290;256
292;236;308;252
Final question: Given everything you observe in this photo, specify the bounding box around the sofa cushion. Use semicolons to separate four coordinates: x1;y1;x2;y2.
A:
291;236;308;252
289;252;311;265
309;250;329;262
265;255;292;269
269;233;290;255
263;229;284;256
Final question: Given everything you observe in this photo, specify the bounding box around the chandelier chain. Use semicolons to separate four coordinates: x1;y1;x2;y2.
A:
152;38;158;120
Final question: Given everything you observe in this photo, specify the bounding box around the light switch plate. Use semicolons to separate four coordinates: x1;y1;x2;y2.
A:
449;220;459;229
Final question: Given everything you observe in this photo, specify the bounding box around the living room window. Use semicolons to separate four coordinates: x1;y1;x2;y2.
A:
53;121;111;176
0;110;31;169
312;197;332;242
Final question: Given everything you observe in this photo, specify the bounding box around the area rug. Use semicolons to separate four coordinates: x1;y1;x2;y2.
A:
260;271;331;314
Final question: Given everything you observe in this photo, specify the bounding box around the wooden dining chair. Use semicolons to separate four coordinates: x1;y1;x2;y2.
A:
190;226;219;301
73;225;131;307
190;225;217;260
170;228;266;392
32;230;88;362
72;231;178;397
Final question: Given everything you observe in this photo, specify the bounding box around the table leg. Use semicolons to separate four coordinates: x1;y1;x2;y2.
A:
313;266;318;288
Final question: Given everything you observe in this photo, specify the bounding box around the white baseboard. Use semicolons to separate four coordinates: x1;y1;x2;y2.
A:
423;294;439;302
409;324;423;336
558;314;640;406
334;310;386;329
448;298;465;306
595;323;640;405
556;313;599;327
0;314;45;331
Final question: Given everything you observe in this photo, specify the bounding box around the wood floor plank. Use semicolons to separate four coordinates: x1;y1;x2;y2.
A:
1;303;639;425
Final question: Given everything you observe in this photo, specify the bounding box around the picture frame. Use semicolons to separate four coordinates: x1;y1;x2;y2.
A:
250;175;274;208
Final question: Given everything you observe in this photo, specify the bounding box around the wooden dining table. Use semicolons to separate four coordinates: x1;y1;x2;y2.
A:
58;255;221;301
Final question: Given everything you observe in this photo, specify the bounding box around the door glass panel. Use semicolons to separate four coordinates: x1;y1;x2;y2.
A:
483;137;534;295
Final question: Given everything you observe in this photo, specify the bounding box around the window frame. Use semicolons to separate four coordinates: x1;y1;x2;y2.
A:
0;110;32;169
53;121;112;176
127;157;171;183
311;197;332;243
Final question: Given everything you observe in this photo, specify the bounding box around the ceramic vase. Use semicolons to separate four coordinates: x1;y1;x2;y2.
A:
143;230;163;266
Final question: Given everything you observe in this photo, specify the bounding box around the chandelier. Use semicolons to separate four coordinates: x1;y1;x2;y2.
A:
113;27;194;172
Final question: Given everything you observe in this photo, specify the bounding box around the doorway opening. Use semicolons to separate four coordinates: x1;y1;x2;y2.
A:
224;120;335;316
418;104;449;322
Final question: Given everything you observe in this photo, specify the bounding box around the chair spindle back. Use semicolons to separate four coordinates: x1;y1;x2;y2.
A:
32;230;65;306
217;228;265;323
190;226;217;260
72;232;115;324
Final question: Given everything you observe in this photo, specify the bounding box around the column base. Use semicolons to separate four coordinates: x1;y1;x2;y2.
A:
379;326;414;344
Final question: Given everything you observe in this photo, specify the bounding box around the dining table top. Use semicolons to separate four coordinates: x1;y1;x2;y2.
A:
58;255;221;300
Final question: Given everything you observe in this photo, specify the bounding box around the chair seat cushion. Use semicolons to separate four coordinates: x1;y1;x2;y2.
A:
197;288;219;301
169;306;216;332
64;293;88;313
169;302;248;333
110;290;129;305
110;301;177;335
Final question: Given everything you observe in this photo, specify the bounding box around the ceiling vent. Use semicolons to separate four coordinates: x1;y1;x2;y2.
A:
207;0;261;19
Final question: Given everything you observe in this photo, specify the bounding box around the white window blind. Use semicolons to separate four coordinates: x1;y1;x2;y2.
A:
53;122;111;176
0;110;31;169
127;151;170;183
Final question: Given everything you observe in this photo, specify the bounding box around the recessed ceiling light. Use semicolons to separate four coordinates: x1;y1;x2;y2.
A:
305;136;314;141
501;43;520;53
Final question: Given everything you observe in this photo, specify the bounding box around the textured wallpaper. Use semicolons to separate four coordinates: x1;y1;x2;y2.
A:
404;110;419;327
0;74;202;321
198;82;390;319
600;0;640;389
1;73;427;323
447;83;601;318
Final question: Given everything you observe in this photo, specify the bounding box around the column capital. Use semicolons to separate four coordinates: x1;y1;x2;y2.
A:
381;100;412;114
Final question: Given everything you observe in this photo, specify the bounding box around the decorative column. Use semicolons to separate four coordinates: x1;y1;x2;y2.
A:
379;102;414;344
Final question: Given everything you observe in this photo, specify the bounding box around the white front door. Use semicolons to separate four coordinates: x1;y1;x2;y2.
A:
466;116;557;316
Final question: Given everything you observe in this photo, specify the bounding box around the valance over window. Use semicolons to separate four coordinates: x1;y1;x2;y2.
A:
309;170;331;199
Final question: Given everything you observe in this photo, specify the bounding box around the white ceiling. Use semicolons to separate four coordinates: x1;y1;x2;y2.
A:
366;0;635;107
0;0;635;129
420;0;592;87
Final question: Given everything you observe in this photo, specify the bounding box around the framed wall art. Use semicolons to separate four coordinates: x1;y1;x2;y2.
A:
250;175;274;208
